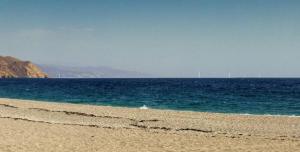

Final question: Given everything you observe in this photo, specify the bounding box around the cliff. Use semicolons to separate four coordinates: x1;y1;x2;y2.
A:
0;56;48;78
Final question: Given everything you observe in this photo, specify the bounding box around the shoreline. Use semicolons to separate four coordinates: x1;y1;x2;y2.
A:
1;97;299;117
0;98;300;151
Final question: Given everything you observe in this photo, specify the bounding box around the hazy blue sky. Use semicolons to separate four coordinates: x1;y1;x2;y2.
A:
0;0;299;77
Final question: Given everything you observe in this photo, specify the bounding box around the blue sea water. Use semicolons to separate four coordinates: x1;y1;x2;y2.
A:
0;78;300;116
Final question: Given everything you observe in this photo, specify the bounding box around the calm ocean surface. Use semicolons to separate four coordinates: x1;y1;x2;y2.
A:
0;78;300;116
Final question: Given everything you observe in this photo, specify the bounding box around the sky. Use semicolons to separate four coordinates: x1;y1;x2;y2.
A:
0;0;299;77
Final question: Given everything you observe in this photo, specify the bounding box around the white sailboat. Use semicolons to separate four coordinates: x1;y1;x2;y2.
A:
198;72;201;78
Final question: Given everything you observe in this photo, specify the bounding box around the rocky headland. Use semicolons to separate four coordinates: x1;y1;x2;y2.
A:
0;56;47;78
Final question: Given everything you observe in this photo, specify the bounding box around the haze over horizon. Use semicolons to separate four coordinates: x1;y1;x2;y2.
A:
0;0;299;77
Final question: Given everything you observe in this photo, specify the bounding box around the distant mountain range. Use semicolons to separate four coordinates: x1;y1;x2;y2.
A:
38;64;151;78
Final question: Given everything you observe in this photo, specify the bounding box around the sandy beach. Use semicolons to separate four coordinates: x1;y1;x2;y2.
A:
0;98;299;152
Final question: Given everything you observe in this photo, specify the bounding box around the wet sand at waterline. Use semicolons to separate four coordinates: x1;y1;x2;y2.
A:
0;98;299;152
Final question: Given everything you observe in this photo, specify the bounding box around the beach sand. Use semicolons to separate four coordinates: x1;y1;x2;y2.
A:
0;98;299;152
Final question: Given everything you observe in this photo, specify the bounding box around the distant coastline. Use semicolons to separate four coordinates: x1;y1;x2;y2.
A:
38;64;151;78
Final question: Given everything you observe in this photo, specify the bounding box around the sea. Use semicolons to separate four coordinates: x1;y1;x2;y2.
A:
0;78;299;116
